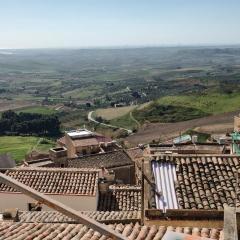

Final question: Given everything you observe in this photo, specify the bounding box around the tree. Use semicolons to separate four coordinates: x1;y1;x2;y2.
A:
0;110;61;136
2;110;18;120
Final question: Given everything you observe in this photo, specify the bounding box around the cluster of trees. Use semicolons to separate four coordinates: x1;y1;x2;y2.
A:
0;110;61;136
133;102;209;123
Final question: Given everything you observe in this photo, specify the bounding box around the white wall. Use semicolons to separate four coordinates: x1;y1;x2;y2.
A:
0;192;98;211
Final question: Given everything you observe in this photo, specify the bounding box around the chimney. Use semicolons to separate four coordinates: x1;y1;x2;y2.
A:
2;208;20;222
98;169;116;193
49;147;67;167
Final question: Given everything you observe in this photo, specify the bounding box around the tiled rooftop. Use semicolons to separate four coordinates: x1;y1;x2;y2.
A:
0;222;223;240
152;154;240;210
0;168;99;196
126;148;144;161
68;150;134;169
98;185;142;211
18;211;141;223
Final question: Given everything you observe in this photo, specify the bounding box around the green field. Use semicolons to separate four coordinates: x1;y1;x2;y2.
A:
16;106;57;115
110;112;138;130
156;93;240;114
133;103;208;123
63;88;98;99
0;136;55;163
96;105;136;120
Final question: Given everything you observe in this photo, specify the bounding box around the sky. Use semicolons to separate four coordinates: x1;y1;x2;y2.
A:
0;0;240;49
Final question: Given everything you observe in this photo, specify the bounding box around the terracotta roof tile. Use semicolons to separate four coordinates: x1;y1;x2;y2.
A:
68;150;134;169
126;148;144;161
0;222;223;240
152;154;240;210
98;185;142;211
18;211;141;223
0;167;99;196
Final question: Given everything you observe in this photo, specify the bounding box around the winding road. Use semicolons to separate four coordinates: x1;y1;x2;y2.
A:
88;111;132;134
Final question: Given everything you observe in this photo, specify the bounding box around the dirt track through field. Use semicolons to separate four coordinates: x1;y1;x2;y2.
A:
0;100;35;112
126;110;239;146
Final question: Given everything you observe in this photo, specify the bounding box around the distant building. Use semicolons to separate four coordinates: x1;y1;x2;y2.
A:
57;129;116;158
114;103;126;108
173;134;192;144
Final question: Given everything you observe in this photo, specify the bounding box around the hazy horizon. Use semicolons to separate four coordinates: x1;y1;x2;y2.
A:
1;44;240;51
1;0;240;49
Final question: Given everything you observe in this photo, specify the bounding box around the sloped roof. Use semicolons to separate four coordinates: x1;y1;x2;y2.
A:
126;148;144;161
0;222;223;240
68;150;134;169
152;154;240;210
18;211;141;223
98;185;141;211
0;167;99;196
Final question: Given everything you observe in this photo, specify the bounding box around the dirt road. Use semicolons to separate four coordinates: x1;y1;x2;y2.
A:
126;110;239;146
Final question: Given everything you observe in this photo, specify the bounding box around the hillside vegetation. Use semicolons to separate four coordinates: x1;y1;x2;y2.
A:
1;47;240;112
131;92;240;124
0;110;61;136
94;91;240;129
156;92;240;114
133;102;208;123
1;47;240;132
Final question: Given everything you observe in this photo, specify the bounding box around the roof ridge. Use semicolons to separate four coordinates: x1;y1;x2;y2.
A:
71;149;125;160
153;154;240;157
9;167;101;173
